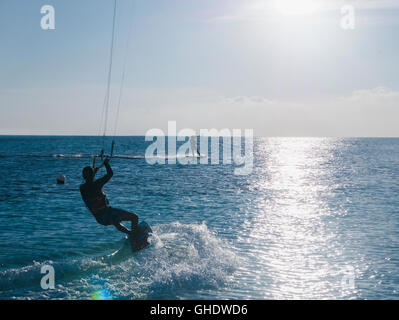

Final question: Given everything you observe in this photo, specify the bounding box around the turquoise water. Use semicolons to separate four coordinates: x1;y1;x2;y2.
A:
0;136;399;299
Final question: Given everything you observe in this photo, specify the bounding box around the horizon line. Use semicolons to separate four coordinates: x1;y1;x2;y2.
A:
1;134;399;139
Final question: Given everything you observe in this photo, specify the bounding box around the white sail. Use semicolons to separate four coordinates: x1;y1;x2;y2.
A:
190;136;200;157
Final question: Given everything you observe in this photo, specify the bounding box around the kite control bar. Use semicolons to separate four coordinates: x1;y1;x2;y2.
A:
92;141;115;171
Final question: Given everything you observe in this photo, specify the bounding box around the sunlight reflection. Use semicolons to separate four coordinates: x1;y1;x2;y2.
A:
246;138;346;299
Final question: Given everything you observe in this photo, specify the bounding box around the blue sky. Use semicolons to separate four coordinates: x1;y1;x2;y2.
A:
1;0;399;136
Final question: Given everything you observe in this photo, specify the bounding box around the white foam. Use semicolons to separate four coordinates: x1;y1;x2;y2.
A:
0;222;237;300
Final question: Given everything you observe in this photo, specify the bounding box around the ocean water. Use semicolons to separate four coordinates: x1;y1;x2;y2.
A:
0;136;398;300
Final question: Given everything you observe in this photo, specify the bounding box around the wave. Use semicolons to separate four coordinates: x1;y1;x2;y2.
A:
0;222;236;300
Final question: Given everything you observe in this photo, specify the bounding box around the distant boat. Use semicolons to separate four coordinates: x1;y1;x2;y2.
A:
190;136;201;157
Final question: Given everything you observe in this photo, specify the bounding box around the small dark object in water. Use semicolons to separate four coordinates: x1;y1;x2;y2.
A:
56;175;66;185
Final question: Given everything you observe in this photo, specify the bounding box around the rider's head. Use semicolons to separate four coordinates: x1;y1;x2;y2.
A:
82;166;94;181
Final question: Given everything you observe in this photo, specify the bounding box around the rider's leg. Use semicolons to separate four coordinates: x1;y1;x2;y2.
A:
111;208;139;235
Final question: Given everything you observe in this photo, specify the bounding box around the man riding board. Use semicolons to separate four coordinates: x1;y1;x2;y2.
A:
80;158;139;237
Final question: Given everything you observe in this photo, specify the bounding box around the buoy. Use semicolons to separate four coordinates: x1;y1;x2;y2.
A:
56;175;66;185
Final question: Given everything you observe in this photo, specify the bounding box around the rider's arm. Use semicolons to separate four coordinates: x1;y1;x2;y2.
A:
96;159;113;187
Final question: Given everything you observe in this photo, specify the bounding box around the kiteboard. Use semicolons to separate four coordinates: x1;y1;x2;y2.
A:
130;221;152;252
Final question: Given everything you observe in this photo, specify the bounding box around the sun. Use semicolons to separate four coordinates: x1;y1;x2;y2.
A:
273;0;320;16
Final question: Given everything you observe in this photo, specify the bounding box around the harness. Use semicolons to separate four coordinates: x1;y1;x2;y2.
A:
84;196;108;215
